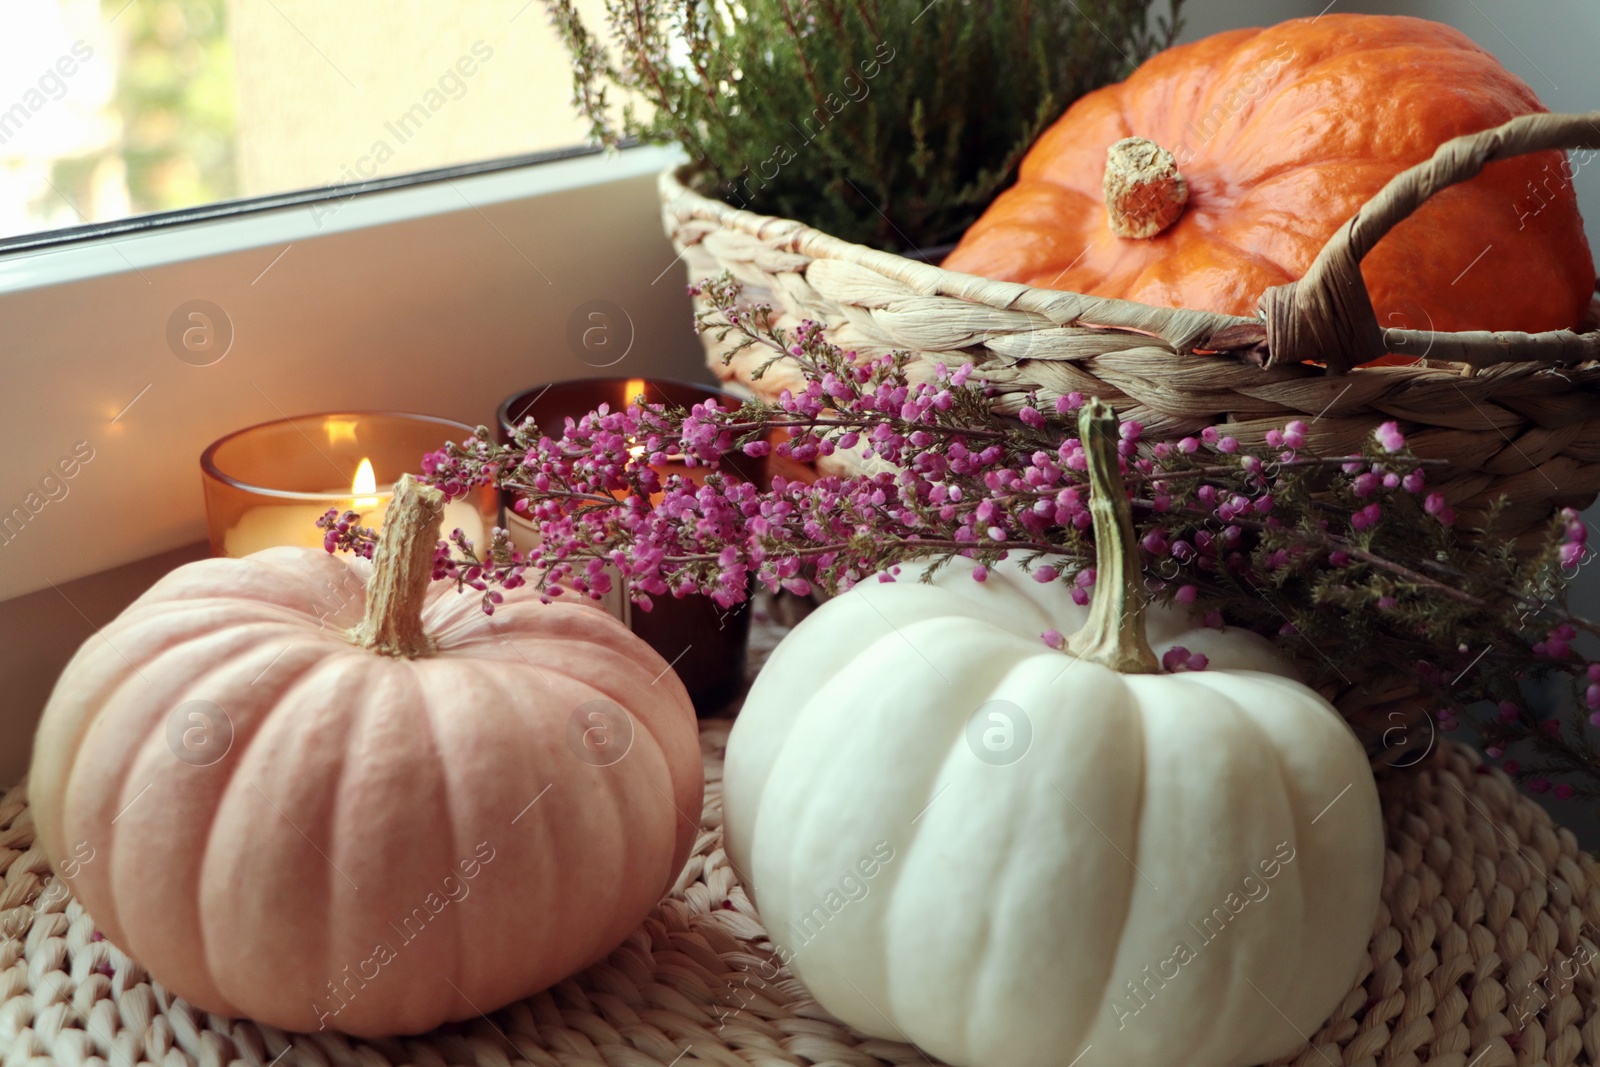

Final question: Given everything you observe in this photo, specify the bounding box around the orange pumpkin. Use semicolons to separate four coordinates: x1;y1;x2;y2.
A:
27;478;702;1036
944;15;1595;352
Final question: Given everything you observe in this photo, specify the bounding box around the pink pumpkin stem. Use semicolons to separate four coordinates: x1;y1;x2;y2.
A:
353;474;444;658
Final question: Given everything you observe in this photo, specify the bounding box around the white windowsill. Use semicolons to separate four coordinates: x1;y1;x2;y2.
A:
0;145;684;295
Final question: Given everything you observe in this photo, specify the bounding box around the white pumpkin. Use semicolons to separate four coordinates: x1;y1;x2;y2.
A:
724;401;1383;1067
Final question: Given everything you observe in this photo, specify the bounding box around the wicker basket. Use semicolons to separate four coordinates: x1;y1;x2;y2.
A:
662;111;1600;545
662;110;1600;749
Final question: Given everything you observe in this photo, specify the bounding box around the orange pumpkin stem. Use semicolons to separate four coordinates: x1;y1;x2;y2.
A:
1103;137;1188;239
1066;399;1160;674
354;473;444;658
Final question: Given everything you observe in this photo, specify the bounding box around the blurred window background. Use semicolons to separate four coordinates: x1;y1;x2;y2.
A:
1;0;598;242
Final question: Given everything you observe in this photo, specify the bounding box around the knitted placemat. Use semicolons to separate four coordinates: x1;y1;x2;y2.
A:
2;726;1598;1067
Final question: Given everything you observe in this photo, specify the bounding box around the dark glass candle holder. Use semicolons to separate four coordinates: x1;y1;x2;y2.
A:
497;378;759;713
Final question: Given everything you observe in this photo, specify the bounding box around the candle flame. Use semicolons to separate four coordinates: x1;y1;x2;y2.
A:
352;457;379;508
625;381;649;462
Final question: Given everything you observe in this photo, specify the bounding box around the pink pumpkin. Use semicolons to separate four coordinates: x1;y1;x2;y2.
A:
27;477;701;1036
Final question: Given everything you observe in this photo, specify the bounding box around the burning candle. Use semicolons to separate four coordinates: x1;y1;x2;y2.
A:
608;379;717;506
202;413;496;559
496;378;759;711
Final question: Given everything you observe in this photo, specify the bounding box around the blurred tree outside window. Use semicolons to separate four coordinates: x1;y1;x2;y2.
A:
1;0;600;242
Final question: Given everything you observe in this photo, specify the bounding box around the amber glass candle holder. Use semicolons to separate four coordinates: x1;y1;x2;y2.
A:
497;378;758;713
201;412;497;559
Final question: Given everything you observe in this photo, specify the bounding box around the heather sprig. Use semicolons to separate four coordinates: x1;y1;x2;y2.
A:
324;276;1600;807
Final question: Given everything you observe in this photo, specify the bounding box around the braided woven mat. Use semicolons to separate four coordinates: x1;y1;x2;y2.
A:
3;723;1599;1065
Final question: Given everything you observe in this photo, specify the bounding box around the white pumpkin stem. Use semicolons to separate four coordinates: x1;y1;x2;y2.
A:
1103;137;1188;239
1067;399;1160;674
354;473;443;658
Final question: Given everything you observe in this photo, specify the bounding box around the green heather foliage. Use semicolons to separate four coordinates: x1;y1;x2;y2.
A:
544;0;1182;249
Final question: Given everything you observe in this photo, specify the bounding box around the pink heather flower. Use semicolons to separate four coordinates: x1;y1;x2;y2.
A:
1329;550;1350;566
1175;584;1198;605
972;565;989;583
1499;700;1520;722
1351;504;1382;532
1178;437;1200;454
742;440;771;457
1042;629;1065;650
1203;610;1225;629
1485;746;1503;758
1423;492;1447;515
1033;565;1060;583
1503;759;1521;774
1070;587;1089;606
1201;426;1219;444
1353;472;1381;497
1160;647;1210;672
1377;596;1396;610
1561;542;1585;569
1383;472;1401;489
1589;663;1600;682
1528;777;1551;794
1282;421;1307;449
1555;783;1575;800
1264;429;1283;447
1375;421;1406;453
1592;712;1600;728
1119;421;1143;443
1402;470;1426;494
1217;436;1239;453
1019;406;1046;430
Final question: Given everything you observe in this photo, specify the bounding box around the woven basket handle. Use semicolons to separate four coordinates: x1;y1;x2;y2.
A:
1258;110;1600;373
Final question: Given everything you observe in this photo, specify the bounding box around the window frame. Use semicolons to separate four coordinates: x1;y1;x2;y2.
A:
0;142;615;258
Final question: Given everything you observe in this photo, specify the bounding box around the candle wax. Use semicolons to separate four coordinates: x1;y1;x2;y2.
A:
224;495;485;558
